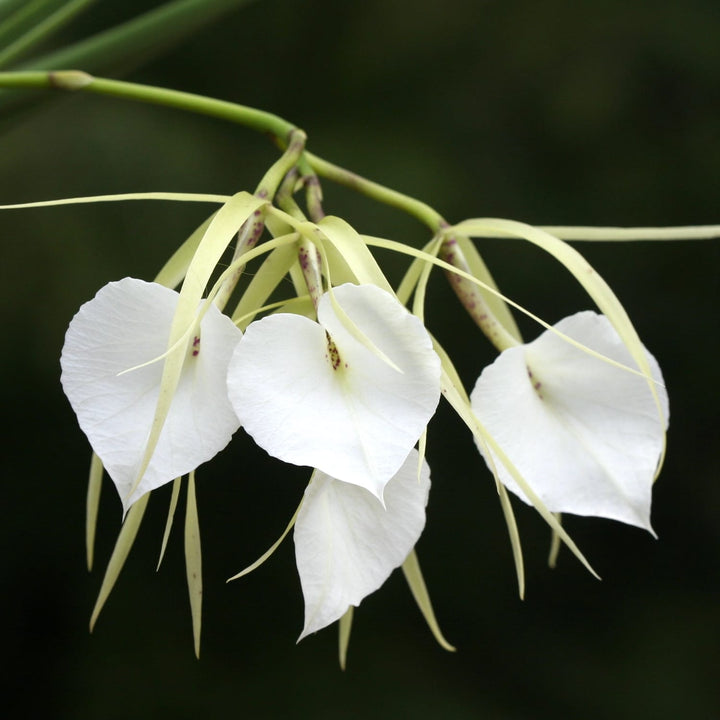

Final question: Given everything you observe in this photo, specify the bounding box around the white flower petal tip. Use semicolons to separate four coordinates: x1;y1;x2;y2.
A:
470;311;669;534
227;283;441;499
294;450;431;640
60;278;243;511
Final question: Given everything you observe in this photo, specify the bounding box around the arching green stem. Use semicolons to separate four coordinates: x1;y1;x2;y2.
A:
0;69;519;347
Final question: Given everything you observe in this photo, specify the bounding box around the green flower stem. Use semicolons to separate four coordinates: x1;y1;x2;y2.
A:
0;69;513;348
304;152;444;232
0;0;98;70
0;70;297;140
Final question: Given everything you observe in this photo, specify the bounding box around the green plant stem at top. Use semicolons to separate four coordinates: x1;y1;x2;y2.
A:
0;0;99;70
1;68;717;353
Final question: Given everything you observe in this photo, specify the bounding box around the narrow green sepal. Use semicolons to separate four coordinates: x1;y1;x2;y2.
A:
184;471;202;658
402;549;455;652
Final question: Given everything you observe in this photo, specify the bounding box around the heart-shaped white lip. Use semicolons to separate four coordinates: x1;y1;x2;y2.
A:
60;277;243;511
295;449;431;639
227;283;441;500
470;311;669;533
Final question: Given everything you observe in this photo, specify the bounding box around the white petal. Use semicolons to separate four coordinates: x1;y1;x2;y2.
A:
294;450;431;639
60;278;242;509
227;283;440;499
470;311;669;532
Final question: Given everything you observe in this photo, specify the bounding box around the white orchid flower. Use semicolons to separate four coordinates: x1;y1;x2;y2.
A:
295;449;431;639
226;282;441;501
60;277;243;511
470;311;669;533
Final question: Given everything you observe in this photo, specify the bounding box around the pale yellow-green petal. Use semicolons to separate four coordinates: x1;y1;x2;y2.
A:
338;606;353;671
396;237;438;307
157;477;182;570
538;225;720;241
548;514;563;569
455;234;522;342
89;491;150;631
440;367;599;579
411;235;443;323
431;338;526;596
231;241;299;329
126;192;266;506
154;213;215;290
86;452;103;572
226;499;302;582
184;471;202;659
402;549;455;652
317;216;394;292
0;191;230;210
496;482;525;599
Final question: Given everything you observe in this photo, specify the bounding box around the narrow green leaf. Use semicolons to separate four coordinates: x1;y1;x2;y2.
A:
17;0;259;77
0;0;33;25
0;0;99;70
0;0;62;51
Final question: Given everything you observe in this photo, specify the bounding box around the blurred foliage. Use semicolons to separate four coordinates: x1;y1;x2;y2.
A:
1;1;718;719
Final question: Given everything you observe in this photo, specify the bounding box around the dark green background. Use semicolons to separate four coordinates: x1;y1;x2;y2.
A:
2;1;718;718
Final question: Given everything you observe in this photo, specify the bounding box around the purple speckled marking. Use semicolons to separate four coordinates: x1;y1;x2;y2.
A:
325;332;342;371
527;367;543;398
192;335;200;357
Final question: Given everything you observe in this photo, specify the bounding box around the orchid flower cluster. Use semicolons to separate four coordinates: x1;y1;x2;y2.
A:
5;70;712;667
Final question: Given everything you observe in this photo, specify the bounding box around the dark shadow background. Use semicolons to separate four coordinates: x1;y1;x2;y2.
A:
1;1;718;718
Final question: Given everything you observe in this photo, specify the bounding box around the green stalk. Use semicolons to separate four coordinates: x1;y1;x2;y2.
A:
305;152;445;232
0;69;439;229
0;69;517;346
0;70;296;140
